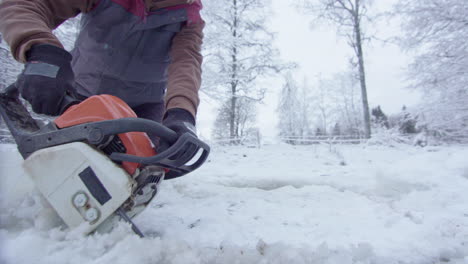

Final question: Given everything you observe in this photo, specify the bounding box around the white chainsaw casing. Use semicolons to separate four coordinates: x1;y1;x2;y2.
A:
22;142;133;234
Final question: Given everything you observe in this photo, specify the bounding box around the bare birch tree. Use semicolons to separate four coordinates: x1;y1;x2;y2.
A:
277;73;302;143
212;97;256;144
202;0;293;141
300;0;373;138
329;71;363;136
314;76;333;135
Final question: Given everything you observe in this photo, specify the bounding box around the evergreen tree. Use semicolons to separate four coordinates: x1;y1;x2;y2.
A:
371;105;389;128
332;123;341;136
315;127;324;136
399;106;418;134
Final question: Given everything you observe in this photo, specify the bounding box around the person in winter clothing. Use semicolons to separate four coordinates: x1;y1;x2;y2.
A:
0;0;204;143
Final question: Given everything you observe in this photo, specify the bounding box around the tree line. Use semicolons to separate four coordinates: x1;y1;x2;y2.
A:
205;0;468;145
0;0;466;145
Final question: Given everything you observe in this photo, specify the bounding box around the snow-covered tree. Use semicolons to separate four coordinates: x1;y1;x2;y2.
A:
0;34;20;142
0;16;80;90
299;0;373;138
54;16;81;51
398;106;418;134
371;105;389;129
276;71;364;141
306;72;363;137
277;74;300;140
328;71;363;136
212;97;257;144
415;95;468;141
202;0;293;140
313;76;335;135
315;127;324;136
332;122;341;136
0;34;21;90
396;0;468;141
396;0;467;94
277;73;312;144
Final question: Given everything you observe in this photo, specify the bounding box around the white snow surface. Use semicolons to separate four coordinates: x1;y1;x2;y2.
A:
1;143;468;264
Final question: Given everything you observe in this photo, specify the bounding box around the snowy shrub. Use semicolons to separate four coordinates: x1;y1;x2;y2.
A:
367;127;411;147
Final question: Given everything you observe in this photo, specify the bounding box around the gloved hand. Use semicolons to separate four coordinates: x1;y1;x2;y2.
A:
160;108;197;155
162;108;197;137
17;44;74;115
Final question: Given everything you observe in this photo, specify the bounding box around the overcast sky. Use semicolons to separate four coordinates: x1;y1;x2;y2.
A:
198;0;422;139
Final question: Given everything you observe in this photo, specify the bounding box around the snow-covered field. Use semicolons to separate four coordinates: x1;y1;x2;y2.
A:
1;142;468;264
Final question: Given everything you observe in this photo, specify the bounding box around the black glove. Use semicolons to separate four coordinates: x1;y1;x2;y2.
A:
162;108;197;137
17;44;74;115
159;108;197;154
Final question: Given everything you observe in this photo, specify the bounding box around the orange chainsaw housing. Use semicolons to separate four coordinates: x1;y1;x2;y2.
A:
54;95;156;175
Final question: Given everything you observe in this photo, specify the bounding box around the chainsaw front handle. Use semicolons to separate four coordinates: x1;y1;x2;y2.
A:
110;132;210;179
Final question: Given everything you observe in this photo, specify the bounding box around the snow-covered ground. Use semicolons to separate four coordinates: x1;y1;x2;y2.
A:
1;142;468;264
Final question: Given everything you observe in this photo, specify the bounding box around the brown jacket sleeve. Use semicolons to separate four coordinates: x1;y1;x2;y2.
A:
0;0;97;62
0;0;204;117
165;21;204;118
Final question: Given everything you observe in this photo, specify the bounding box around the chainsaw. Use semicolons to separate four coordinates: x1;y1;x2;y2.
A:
0;84;210;237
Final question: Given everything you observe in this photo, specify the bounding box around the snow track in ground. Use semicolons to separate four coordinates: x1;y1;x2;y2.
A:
1;143;468;264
